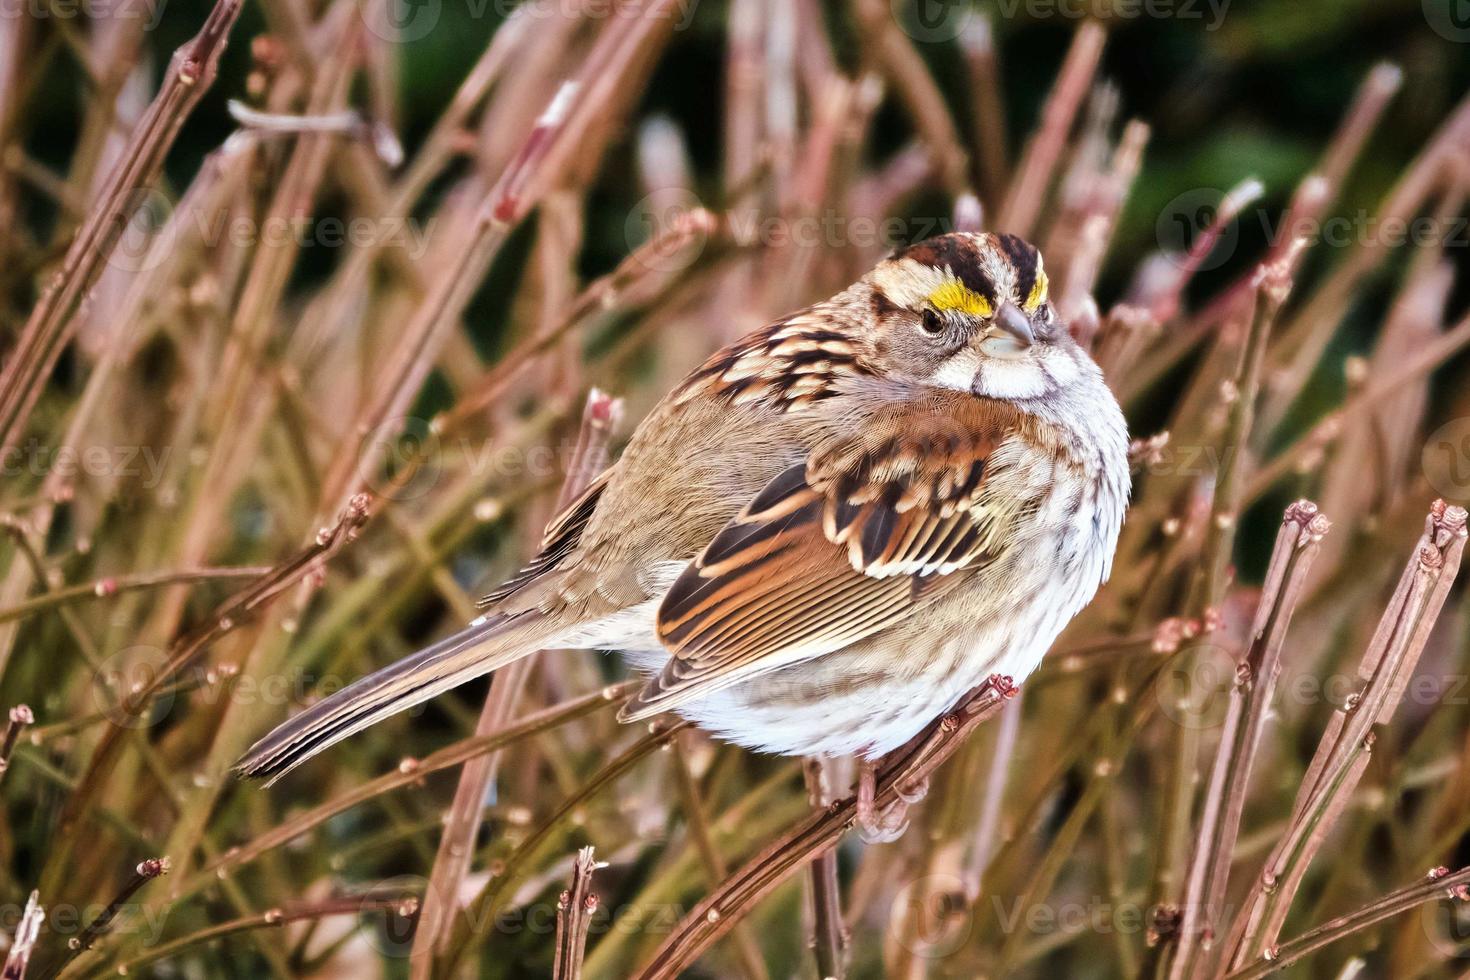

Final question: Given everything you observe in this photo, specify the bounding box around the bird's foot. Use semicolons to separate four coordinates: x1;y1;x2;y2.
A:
856;757;911;843
895;772;930;805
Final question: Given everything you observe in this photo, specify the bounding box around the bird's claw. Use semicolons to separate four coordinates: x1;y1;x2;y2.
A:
856;757;919;843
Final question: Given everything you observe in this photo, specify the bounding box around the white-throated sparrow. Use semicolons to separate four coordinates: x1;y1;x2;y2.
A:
237;232;1130;801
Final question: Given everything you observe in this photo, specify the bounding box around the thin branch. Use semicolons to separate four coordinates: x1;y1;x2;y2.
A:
553;846;606;980
803;758;847;980
0;704;32;785
2;892;43;980
435;718;693;976
86;893;420;980
1223;867;1470;980
630;677;1015;979
1245;310;1470;503
41;494;373;897
670;737;769;980
0;566;270;626
1151;248;1299;955
412;391;622;968
437;209;717;434
0;0;245;452
37;858;168;980
1167;502;1329;978
1222;502;1468;969
176;682;637;905
997;20;1106;237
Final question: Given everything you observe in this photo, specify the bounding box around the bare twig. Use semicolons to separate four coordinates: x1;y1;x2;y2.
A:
2;892;43;980
0;0;245;452
1223;502;1468;968
0;566;270;626
411;391;622;969
176;683;637;906
1223;867;1470;980
1167;503;1329;978
436;718;693;977
89;892;421;980
37;857;168;980
630;677;1015;979
997;21;1105;237
0;704;32;785
41;494;373;897
804;759;847;980
670;737;769;980
553;847;606;980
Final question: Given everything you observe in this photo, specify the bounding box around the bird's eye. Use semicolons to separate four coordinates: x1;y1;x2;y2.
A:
920;309;945;334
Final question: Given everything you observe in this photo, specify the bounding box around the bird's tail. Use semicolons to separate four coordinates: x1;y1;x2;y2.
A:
234;611;546;783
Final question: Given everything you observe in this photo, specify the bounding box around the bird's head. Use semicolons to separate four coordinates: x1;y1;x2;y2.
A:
863;231;1086;401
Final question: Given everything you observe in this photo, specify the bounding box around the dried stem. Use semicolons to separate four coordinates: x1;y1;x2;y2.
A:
36;857;168;980
87;893;420;980
669;736;769;980
552;846;606;980
41;494;373;898
2;892;43;980
0;0;244;452
435;718;693;976
0;704;32;785
1150;250;1297;944
1167;503;1329;978
438;209;717;433
803;758;847;980
176;682;637;905
0;566;269;626
997;21;1105;237
630;677;1015;979
411;391;623;968
960;15;1009;209
1223;867;1470;980
1223;502;1469;968
1245;310;1470;503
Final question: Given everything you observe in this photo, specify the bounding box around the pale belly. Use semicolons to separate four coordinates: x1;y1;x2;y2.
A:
588;528;1103;759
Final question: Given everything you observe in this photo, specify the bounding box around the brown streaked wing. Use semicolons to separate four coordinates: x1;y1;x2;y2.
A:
477;470;611;608
620;397;1029;721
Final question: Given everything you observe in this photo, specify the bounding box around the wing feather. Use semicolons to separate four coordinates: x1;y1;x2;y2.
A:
478;471;611;608
620;396;1040;722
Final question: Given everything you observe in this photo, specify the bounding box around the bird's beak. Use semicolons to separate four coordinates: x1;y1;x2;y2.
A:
994;302;1035;347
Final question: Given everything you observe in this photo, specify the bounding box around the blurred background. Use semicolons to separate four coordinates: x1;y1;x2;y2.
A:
0;0;1468;977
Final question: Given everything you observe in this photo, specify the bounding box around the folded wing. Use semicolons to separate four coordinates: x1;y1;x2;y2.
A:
620;397;1038;721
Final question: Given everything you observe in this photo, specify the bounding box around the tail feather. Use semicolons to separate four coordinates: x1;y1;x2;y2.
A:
234;612;543;783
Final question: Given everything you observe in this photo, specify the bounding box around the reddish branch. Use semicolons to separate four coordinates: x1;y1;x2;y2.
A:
0;0;245;453
630;677;1016;979
553;847;606;980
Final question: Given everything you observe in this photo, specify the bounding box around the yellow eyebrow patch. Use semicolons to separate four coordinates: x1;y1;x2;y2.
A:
927;280;992;317
1024;269;1049;311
